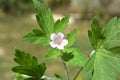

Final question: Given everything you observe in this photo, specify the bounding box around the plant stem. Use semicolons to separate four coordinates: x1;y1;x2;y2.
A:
73;67;83;80
60;56;69;80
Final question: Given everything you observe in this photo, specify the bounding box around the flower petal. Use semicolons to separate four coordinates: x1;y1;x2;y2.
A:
50;42;56;48
57;32;64;39
61;39;68;46
56;44;64;50
50;33;57;40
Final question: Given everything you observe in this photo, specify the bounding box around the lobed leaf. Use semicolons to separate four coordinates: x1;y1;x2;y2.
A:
88;17;103;49
54;15;70;33
23;29;50;45
12;49;46;80
66;29;77;47
33;0;54;34
63;48;86;67
85;48;117;80
85;17;120;80
61;52;74;62
103;18;120;49
45;50;62;60
24;0;71;46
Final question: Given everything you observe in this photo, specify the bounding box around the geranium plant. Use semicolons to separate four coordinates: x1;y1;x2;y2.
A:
12;0;120;80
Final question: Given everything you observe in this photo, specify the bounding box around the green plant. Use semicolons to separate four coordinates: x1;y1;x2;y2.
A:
12;0;120;80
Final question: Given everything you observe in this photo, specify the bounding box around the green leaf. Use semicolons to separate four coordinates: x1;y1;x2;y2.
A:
88;17;103;49
14;73;31;80
23;29;50;45
63;48;86;67
85;48;118;80
107;46;120;72
67;52;85;67
85;53;95;79
61;52;74;62
14;49;38;68
108;46;120;55
12;49;46;80
66;29;77;47
33;29;44;36
33;0;54;34
54;15;70;33
45;49;62;60
23;0;55;45
85;17;120;80
55;74;64;80
103;17;120;49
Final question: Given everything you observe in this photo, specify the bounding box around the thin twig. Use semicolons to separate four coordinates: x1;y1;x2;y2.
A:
60;56;69;80
73;67;83;80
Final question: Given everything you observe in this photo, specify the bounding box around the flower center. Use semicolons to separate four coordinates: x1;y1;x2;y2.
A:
56;39;62;45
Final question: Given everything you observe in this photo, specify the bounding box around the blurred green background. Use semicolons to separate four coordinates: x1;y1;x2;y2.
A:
0;0;120;80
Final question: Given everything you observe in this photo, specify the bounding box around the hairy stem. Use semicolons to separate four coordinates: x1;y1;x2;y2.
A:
60;56;69;80
73;67;83;80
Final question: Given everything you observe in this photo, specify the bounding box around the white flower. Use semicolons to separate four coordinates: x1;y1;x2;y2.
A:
50;32;68;50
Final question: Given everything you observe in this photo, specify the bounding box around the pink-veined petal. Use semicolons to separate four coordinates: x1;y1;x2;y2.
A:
50;33;57;40
50;41;56;48
57;32;64;39
56;44;64;50
61;39;68;46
